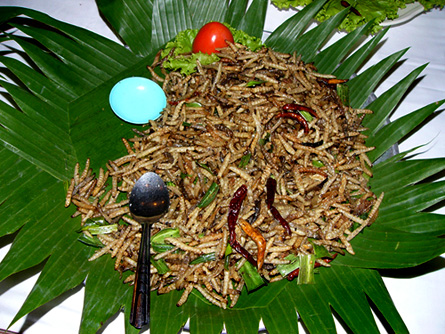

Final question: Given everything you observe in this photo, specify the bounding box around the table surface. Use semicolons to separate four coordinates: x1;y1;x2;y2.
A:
0;1;444;333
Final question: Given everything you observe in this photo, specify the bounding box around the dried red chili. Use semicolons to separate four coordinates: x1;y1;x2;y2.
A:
341;1;361;16
277;112;309;133
228;184;257;267
301;140;324;148
270;206;292;236
282;103;318;118
239;218;266;270
266;177;276;209
266;177;292;236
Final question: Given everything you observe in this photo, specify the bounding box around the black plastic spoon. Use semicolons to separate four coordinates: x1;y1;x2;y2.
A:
129;172;170;329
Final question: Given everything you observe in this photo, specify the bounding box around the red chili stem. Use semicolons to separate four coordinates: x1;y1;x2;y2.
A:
282;103;318;118
277;112;309;133
270;206;292;236
227;185;257;267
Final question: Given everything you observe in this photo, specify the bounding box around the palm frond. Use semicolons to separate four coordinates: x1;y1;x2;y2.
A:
0;0;444;333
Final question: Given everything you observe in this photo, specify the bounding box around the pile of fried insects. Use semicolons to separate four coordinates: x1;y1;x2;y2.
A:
66;42;384;309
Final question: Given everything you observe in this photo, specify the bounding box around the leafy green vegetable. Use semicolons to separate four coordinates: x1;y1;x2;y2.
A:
161;24;263;75
272;0;445;33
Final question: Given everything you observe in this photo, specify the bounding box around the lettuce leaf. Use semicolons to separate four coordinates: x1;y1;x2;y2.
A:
160;23;263;75
272;0;445;33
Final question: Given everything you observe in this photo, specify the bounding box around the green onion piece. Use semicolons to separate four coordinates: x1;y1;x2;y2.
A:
180;172;191;179
77;233;104;248
337;83;350;107
190;252;216;265
152;228;180;244
299;110;313;122
239;260;265;292
246;80;265;87
312;159;325;168
197;162;214;175
151;242;176;253
182;121;191;127
197;182;219;208
186;102;202;107
238;153;251;168
81;224;118;235
165;181;176;187
297;254;315;285
151;257;170;275
276;254;300;277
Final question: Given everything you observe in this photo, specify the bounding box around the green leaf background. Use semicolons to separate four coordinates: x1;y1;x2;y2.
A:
0;0;444;333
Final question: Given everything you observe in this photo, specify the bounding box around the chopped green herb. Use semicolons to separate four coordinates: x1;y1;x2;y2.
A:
81;223;118;235
152;228;180;244
151;243;176;253
224;244;233;270
308;239;332;259
259;132;271;146
77;233;104;248
181;172;191;179
190;252;216;265
299;110;313;122
276;254;300;277
238;153;251;168
197;162;214;175
312;159;325;168
197;182;219;208
239;260;265;292
182;121;191;127
186;102;202;107
151;257;170;275
165;181;176;187
246;80;265;87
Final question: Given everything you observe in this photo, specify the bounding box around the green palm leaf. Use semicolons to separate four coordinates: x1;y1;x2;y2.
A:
0;0;444;333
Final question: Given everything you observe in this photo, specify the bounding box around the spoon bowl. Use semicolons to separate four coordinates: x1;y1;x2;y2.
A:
129;172;170;329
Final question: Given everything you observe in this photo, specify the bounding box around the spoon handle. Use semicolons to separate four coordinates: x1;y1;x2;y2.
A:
130;223;151;329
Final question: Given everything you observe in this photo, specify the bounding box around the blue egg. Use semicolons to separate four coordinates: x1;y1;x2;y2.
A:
109;77;167;124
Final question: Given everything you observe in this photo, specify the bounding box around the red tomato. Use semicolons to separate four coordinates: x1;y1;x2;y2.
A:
192;22;234;55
